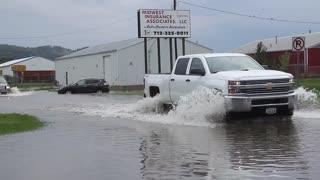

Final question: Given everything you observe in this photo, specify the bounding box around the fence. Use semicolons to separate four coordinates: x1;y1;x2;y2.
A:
5;71;56;84
287;65;320;78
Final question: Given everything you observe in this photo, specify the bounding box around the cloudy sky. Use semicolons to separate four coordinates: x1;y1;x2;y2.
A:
1;0;320;52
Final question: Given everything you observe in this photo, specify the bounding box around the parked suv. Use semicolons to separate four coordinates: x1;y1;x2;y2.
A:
58;78;110;94
0;76;10;94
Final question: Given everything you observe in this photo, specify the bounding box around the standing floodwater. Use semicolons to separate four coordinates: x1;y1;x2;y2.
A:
0;89;319;180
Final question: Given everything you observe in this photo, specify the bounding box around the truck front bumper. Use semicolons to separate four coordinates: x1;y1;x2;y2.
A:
224;92;297;112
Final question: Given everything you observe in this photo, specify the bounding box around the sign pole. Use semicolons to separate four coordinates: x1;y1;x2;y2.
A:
297;51;300;78
157;38;161;73
182;38;186;55
169;38;173;71
144;38;148;74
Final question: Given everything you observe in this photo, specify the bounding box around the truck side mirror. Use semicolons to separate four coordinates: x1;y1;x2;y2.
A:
190;68;205;76
262;65;269;70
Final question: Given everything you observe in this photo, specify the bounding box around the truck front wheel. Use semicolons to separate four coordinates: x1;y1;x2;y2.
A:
279;109;294;116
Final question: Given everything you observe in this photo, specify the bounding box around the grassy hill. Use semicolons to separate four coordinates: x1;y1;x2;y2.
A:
0;44;74;64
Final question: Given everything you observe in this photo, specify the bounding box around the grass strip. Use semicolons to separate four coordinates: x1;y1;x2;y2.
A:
0;113;45;135
296;77;320;92
110;90;144;96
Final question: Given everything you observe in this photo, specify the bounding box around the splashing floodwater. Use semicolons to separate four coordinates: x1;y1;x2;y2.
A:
294;87;320;119
295;87;320;109
53;87;226;127
0;87;33;97
50;86;320;126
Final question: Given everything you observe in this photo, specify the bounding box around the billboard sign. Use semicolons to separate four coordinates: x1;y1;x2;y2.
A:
138;9;191;38
11;65;26;71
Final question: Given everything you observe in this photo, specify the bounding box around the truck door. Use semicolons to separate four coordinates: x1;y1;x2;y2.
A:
186;57;206;93
169;58;190;103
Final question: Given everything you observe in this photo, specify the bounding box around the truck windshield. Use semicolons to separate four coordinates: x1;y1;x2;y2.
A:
205;56;263;73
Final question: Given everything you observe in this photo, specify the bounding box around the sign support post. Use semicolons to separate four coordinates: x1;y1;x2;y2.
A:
144;38;148;74
169;38;173;71
157;38;161;73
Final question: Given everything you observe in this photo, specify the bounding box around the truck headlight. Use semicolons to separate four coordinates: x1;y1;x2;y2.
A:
289;78;294;90
289;78;294;83
229;81;242;85
228;81;242;94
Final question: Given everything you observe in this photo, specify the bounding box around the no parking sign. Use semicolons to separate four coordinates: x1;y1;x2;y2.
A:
292;37;305;51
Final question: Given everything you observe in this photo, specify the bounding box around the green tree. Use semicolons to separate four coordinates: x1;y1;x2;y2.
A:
253;42;280;69
254;42;269;65
277;52;290;72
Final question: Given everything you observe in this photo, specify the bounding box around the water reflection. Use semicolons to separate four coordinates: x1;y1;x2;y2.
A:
139;129;213;180
139;118;309;179
225;117;309;177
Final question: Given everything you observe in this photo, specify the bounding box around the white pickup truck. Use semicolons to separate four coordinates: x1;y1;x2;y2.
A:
144;53;297;115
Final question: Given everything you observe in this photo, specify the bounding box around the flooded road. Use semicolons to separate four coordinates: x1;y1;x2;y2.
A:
0;91;320;179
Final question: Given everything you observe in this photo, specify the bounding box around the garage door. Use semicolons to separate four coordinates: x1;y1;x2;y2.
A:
103;55;113;84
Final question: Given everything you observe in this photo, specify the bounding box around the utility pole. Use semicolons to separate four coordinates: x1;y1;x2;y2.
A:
173;0;178;60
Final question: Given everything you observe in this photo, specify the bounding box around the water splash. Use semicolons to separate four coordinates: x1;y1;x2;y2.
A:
10;87;21;94
167;87;226;123
294;87;320;119
48;86;320;125
0;87;33;97
131;95;165;114
49;87;225;127
295;87;320;110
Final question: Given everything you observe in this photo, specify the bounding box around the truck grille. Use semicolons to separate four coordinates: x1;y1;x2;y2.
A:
242;87;290;94
229;78;293;96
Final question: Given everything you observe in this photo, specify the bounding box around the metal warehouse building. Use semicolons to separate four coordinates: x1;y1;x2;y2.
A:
55;38;212;90
229;32;320;77
0;56;55;83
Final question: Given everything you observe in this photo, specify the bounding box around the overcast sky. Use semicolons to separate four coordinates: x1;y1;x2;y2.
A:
1;0;320;52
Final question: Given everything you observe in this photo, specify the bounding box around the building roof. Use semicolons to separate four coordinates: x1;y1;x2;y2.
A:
0;57;35;68
56;38;213;60
56;38;144;60
229;32;320;54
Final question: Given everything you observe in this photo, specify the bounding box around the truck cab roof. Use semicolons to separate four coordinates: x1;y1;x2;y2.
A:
178;53;247;59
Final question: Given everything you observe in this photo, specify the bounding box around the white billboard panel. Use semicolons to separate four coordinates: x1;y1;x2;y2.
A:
138;9;191;38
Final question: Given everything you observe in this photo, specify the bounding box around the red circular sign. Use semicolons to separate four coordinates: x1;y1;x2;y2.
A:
293;37;305;51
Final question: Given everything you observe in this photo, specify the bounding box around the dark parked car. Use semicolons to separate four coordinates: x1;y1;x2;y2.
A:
58;78;110;94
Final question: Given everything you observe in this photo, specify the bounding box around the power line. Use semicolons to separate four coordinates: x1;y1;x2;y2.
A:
179;1;320;25
0;16;135;40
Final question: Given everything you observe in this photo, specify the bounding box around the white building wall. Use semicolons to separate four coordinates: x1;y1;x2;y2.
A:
0;57;54;76
55;52;116;85
23;57;55;71
117;39;212;86
0;66;12;76
55;39;212;86
117;43;145;86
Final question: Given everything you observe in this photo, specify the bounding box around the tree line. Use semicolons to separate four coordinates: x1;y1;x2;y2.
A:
0;44;77;64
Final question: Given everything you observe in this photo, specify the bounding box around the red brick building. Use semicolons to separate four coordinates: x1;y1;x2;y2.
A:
229;32;320;77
